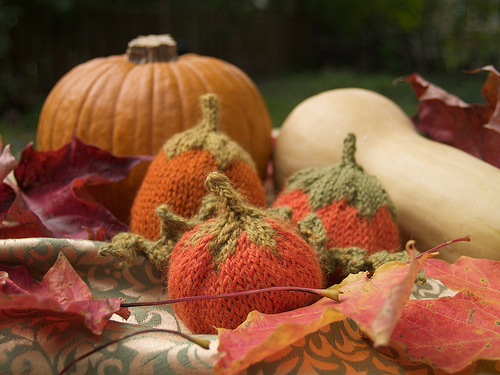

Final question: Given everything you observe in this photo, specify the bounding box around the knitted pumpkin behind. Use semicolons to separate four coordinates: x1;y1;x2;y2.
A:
272;133;402;282
130;93;267;239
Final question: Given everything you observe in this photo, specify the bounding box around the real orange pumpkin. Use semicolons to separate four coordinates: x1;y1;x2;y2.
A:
36;34;273;224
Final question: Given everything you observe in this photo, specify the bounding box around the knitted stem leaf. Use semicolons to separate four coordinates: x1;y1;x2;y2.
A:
98;232;156;268
297;212;329;267
204;172;249;217
340;132;358;168
199;93;220;132
284;132;397;221
152;204;194;268
99;207;194;271
187;172;277;268
156;204;191;242
162;93;255;169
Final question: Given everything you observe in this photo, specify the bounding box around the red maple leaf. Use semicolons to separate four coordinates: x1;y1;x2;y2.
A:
392;257;500;372
0;137;152;240
215;250;427;374
215;248;500;374
404;65;500;168
0;252;129;335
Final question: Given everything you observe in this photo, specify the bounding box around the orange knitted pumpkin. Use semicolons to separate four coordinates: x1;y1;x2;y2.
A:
272;133;402;283
167;172;323;334
99;172;322;334
130;93;267;240
36;34;273;223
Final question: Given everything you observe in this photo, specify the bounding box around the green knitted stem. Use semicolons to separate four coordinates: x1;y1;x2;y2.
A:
162;93;255;170
98;232;162;268
186;172;278;268
267;205;293;223
340;132;357;168
296;212;329;269
326;247;368;275
367;249;410;269
99;205;202;270
285;133;397;221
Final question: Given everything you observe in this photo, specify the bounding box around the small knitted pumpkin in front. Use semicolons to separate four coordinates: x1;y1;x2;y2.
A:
272;133;401;282
130;93;267;239
167;172;323;334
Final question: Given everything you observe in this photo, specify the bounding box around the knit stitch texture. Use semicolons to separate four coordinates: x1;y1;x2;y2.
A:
130;93;266;239
272;133;400;282
167;172;323;334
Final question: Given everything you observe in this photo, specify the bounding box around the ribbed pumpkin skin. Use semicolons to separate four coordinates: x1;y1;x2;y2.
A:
36;53;273;223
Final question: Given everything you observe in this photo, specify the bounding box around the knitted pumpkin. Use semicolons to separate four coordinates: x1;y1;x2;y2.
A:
99;172;322;334
130;93;266;240
272;133;402;282
166;172;323;333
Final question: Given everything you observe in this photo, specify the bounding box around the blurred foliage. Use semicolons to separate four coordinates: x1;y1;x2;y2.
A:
1;0;500;132
302;0;426;34
4;0;495;73
0;2;21;118
257;67;489;128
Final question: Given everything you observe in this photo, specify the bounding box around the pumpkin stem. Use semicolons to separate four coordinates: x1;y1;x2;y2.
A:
127;34;178;64
204;172;251;217
186;171;277;267
199;93;221;132
340;132;358;167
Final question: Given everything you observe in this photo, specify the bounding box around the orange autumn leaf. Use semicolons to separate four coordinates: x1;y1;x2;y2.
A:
392;257;500;372
215;303;346;375
339;250;426;347
215;251;425;374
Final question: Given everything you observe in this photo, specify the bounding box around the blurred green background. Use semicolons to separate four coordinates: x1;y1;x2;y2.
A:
1;0;498;154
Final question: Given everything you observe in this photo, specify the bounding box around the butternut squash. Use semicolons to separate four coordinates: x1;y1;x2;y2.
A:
273;88;500;262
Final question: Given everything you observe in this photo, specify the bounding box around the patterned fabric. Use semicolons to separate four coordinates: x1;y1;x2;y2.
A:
0;237;495;374
0;237;215;375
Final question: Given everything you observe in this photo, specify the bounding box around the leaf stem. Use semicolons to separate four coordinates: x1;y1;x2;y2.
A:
409;235;471;261
57;328;211;375
120;286;341;308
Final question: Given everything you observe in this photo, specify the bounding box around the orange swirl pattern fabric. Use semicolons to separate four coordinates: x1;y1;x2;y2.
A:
1;238;498;374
